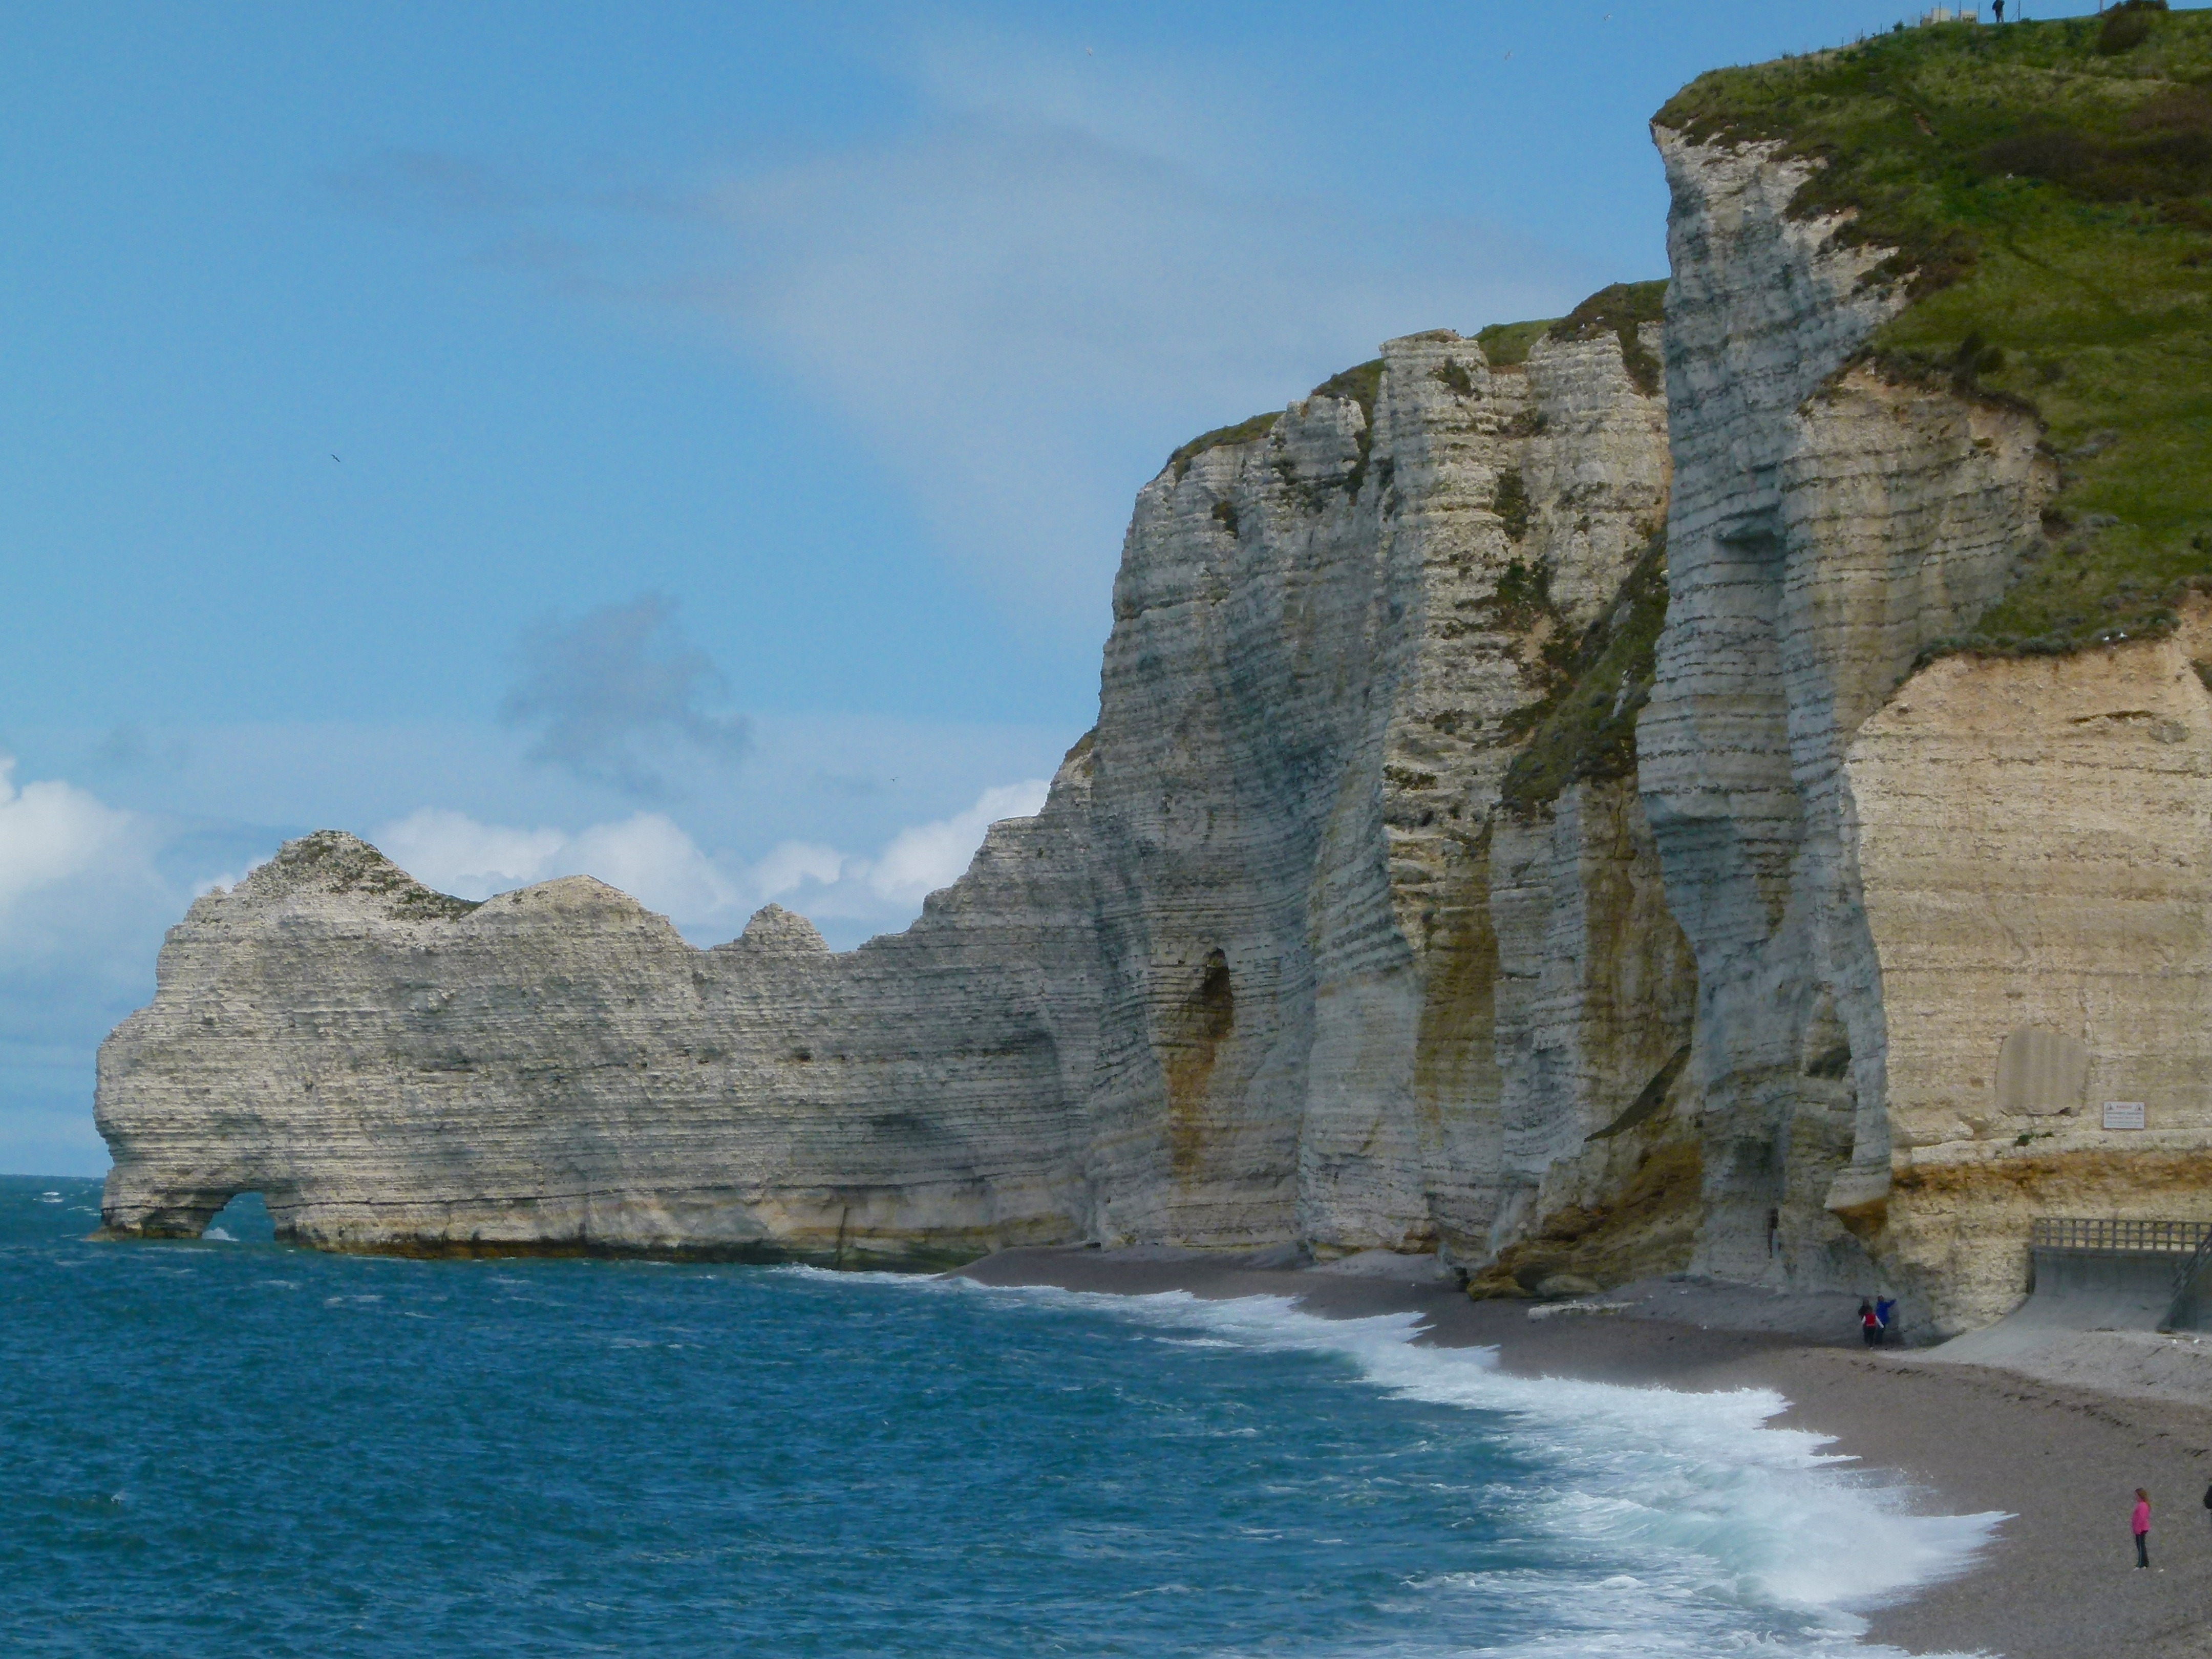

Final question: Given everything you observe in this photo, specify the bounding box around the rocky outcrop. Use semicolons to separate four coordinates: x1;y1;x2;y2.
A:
1489;778;1696;1253
98;795;1107;1262
1632;127;2212;1336
1637;130;2061;1305
98;323;1686;1267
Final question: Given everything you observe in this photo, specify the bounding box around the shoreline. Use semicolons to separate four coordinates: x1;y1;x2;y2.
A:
955;1246;2212;1659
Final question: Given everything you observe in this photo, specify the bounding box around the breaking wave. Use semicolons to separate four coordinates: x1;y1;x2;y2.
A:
946;1280;2005;1657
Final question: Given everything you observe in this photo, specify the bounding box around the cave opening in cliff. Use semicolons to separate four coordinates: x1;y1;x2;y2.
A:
203;1191;276;1245
1163;949;1236;1182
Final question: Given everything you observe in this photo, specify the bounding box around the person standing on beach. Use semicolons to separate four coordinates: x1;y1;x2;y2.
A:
2132;1488;2152;1568
1875;1295;1896;1344
1859;1300;1880;1347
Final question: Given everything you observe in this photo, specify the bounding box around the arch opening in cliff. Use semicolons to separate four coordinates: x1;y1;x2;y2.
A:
203;1190;278;1245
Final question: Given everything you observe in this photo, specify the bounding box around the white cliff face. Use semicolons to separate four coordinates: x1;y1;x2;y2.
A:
1639;131;2054;1291
1633;124;2212;1337
1490;779;1696;1250
1845;614;2212;1333
98;760;1107;1263
98;325;1684;1268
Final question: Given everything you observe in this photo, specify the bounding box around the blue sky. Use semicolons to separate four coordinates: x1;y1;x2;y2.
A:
1;1;2110;1175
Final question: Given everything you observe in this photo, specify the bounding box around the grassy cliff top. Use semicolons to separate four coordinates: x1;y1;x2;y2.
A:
1163;278;1669;480
1660;2;2212;655
1473;316;1559;367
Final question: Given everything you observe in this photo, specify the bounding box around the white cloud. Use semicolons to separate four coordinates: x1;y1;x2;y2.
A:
0;757;135;911
567;815;740;920
377;808;567;894
734;779;1053;925
752;840;845;900
373;778;1052;941
0;759;184;1173
863;780;1049;904
499;594;749;797
699;120;1580;622
375;807;738;924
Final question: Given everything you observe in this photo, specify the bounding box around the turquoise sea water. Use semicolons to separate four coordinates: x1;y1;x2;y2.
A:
2;1176;1995;1656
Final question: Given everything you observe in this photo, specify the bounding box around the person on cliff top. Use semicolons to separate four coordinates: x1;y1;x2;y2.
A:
2132;1488;2152;1569
1858;1300;1880;1347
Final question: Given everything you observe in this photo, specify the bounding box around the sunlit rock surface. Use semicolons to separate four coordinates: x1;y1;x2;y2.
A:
99;326;1679;1266
1846;613;2212;1333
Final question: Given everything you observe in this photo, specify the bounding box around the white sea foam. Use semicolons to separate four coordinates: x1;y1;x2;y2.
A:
942;1281;2002;1658
202;1227;235;1243
771;1264;955;1290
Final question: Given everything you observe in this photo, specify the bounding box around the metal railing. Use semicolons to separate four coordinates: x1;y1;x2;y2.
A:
2030;1218;2212;1255
2169;1231;2212;1330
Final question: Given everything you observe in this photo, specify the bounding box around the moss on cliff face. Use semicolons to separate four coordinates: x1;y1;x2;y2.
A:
1464;1135;1703;1299
1657;7;2212;656
1474;278;1667;387
1306;358;1385;495
1498;537;1670;817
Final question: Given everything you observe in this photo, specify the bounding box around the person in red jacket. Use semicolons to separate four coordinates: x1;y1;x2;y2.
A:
2133;1488;2152;1568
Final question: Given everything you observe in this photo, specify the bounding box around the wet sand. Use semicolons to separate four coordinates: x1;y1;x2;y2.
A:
954;1246;2212;1659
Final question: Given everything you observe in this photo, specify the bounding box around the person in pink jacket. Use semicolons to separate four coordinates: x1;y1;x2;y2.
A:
2133;1488;2152;1568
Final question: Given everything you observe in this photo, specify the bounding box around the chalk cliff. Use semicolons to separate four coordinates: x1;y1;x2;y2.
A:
98;20;2212;1334
1637;129;2053;1308
1846;615;2212;1331
99;321;1684;1268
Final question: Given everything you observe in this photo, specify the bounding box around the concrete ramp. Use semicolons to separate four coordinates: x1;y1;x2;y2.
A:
1930;1237;2197;1368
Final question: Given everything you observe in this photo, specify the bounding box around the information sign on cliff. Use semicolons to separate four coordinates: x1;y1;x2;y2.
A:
2102;1101;2147;1131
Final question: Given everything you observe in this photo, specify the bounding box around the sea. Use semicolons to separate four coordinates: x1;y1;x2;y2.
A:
1;1174;1998;1657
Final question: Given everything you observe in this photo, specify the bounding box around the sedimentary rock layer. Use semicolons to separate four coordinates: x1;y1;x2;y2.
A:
1640;130;2049;1287
1845;613;2212;1331
1637;129;2209;1334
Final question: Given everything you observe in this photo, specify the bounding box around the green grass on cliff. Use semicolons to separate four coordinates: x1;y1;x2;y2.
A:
1475;278;1669;384
1473;316;1558;367
1167;410;1280;481
1657;2;2212;655
1546;280;1669;394
1162;360;1386;484
1498;536;1670;816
